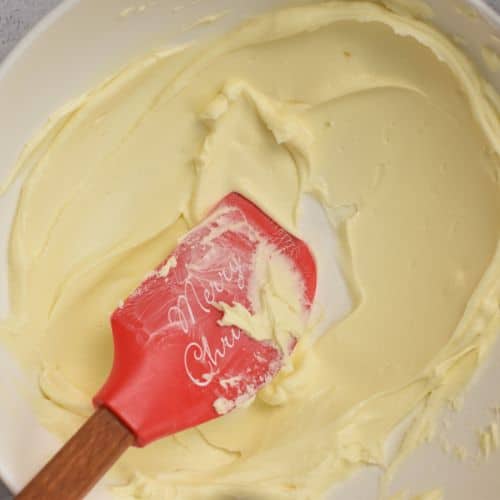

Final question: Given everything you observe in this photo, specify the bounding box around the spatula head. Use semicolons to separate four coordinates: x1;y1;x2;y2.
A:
94;193;316;446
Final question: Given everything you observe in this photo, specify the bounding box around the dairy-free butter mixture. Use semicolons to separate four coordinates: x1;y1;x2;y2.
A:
1;1;500;499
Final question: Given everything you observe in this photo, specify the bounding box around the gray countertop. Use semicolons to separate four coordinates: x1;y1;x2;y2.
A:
0;0;61;61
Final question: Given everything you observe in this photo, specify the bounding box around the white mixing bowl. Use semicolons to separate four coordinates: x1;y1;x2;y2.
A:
0;1;499;498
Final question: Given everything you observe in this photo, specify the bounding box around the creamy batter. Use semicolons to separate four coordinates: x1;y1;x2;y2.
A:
1;1;500;499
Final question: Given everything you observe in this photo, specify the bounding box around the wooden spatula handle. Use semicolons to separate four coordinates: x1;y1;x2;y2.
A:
16;407;135;500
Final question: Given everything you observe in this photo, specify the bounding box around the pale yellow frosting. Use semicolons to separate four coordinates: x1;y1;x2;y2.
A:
1;1;500;499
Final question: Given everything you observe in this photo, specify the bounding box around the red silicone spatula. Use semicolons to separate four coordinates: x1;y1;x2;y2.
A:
17;193;316;500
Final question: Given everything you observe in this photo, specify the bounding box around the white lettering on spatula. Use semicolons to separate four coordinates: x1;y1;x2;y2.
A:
164;251;246;386
167;254;245;332
184;327;243;387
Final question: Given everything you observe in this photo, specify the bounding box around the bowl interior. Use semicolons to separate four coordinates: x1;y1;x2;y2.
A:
0;0;499;498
